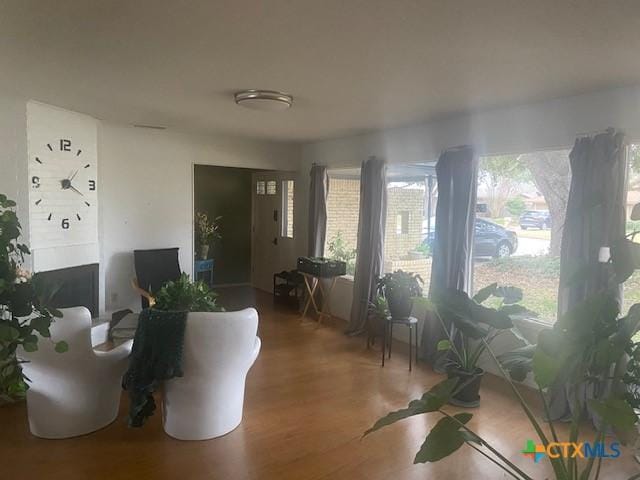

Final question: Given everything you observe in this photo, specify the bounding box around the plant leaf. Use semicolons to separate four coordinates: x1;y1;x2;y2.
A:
54;341;69;353
0;324;20;342
29;316;52;338
532;346;560;388
500;304;538;319
610;237;640;284
437;339;452;351
364;378;458;436
495;286;523;304
414;413;473;463
22;342;38;352
588;397;637;436
469;302;513;330
472;283;498;304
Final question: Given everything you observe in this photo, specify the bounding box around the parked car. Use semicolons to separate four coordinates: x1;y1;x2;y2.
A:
519;210;550;230
423;218;518;258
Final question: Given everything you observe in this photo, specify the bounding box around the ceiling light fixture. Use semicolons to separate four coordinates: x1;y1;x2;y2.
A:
234;90;292;111
133;124;167;130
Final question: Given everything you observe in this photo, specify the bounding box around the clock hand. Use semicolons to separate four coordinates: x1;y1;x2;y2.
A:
69;169;80;181
69;185;84;196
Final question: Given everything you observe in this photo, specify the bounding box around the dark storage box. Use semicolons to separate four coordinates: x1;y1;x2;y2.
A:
297;257;346;278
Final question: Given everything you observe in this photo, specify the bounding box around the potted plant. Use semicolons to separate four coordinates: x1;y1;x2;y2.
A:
0;194;67;405
431;283;534;407
366;295;389;348
377;270;423;319
195;212;222;260
153;273;223;312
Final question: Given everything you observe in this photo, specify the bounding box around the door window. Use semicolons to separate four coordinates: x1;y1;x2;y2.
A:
281;180;294;238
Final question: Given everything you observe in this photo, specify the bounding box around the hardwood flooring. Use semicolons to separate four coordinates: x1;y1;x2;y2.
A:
1;288;638;479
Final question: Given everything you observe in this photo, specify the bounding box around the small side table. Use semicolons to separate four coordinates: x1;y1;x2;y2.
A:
299;272;338;325
194;259;214;287
382;316;418;371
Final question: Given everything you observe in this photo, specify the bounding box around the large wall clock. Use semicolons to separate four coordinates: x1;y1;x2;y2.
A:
27;102;98;252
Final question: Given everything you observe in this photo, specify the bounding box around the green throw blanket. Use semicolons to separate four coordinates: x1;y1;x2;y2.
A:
122;309;187;427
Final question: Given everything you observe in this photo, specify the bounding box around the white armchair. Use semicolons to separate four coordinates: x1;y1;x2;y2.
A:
19;307;132;439
162;308;261;440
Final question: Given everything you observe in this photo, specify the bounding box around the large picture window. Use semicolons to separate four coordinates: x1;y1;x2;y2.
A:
624;144;640;316
472;150;571;323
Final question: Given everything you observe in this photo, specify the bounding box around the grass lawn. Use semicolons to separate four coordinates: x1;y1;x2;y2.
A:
475;255;640;323
474;255;560;322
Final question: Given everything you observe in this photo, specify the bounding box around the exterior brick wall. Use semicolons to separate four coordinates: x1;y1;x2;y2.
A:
384;186;424;261
325;178;360;251
325;179;425;263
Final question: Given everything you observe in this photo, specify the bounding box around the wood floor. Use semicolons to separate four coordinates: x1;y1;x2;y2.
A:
1;288;638;479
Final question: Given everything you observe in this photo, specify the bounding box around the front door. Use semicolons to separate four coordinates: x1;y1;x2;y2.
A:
251;172;297;293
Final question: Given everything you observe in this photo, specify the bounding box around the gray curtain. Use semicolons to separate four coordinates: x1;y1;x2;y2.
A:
308;164;329;257
549;129;627;421
419;146;478;370
346;157;387;335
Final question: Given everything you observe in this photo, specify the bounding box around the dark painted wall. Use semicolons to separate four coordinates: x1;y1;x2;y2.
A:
194;165;253;285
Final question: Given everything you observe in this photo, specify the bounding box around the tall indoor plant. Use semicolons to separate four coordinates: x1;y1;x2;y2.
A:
377;270;423;319
0;194;67;404
433;283;534;407
195;212;222;260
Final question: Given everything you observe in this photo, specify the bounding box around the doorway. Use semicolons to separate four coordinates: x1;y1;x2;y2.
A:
193;165;258;286
251;171;298;293
193;165;297;292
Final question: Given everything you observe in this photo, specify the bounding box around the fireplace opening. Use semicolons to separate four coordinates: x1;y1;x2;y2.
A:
36;263;99;318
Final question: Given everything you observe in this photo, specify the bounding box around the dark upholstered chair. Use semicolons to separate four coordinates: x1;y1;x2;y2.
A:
132;248;181;308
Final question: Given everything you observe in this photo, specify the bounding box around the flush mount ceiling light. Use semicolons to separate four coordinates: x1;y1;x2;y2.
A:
234;90;292;111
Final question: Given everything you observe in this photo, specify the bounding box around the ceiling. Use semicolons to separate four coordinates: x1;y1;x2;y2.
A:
2;0;640;142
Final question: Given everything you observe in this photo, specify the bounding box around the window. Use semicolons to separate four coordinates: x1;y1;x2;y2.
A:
256;181;265;195
281;180;294;238
396;211;410;235
325;172;360;276
383;166;437;295
624;144;640;318
266;180;277;195
472;150;571;323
